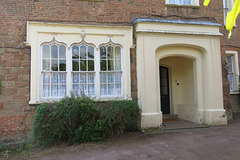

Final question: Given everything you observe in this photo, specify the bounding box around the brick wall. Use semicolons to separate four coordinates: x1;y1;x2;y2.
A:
0;0;239;140
0;112;34;141
230;94;240;112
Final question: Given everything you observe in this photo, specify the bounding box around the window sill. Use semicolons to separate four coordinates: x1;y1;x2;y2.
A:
165;3;200;8
230;91;240;95
29;97;128;104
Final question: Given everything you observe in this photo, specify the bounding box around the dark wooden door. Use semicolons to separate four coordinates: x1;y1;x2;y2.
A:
160;66;170;114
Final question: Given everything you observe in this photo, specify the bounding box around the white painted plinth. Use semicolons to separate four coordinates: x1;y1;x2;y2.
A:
198;109;228;125
141;112;162;130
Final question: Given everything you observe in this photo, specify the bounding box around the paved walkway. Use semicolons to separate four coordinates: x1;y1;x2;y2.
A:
5;119;240;160
162;116;209;130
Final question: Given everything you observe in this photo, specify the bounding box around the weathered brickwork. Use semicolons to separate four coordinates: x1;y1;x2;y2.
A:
0;113;34;141
0;0;239;139
230;94;240;119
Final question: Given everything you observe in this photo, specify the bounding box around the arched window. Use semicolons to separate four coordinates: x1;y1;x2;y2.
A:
40;40;123;100
41;42;67;98
72;43;95;96
100;44;122;96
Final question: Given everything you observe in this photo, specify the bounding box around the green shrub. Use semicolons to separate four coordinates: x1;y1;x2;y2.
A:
100;100;141;138
32;95;141;146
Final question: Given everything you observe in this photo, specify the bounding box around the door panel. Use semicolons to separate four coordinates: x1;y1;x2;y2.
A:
160;66;170;114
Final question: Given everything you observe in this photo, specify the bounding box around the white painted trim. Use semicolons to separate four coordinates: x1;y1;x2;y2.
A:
27;21;132;29
198;109;226;112
165;0;199;6
230;92;240;94
27;22;132;103
226;51;239;76
226;50;239;92
141;113;160;116
136;29;223;36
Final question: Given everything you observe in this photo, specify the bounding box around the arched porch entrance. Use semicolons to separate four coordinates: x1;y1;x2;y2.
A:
134;18;227;130
159;55;196;123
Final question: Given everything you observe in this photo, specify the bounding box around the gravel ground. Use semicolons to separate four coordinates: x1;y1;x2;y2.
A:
3;119;240;160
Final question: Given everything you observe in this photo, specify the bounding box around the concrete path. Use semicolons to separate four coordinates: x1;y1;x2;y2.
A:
7;119;240;160
162;117;209;130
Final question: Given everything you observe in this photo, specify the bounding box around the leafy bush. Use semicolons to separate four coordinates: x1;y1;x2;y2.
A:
32;95;141;146
100;100;141;138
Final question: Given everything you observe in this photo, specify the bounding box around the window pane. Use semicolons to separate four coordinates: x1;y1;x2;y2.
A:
51;85;58;97
108;73;114;83
59;60;66;71
43;73;50;84
115;60;121;71
175;0;181;4
108;84;114;95
227;56;232;64
100;73;107;83
59;45;66;58
108;60;114;71
72;60;79;71
228;74;233;90
228;64;233;72
88;84;95;96
115;73;121;83
88;73;95;83
116;84;121;95
80;73;87;84
59;73;66;84
73;85;80;95
80;84;88;95
100;60;107;71
42;59;50;71
51;45;58;58
88;60;94;71
107;46;114;59
115;46;121;59
80;60;87;71
72;46;79;59
100;46;106;59
51;60;58;71
101;84;107;95
59;85;66;97
80;46;86;59
184;0;190;5
51;73;58;84
88;46;94;59
43;85;50;97
73;73;79;84
43;45;50;58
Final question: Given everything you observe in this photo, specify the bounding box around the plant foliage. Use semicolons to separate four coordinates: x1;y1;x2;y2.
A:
32;95;141;146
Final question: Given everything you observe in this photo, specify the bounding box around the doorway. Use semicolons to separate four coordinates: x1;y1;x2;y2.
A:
160;66;170;114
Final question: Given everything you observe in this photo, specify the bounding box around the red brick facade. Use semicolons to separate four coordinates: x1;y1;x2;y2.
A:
0;0;239;140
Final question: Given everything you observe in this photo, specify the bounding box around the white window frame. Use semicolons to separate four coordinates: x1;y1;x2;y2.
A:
27;21;132;104
40;42;68;100
39;39;124;101
226;51;239;93
165;0;199;6
99;43;124;98
70;42;97;98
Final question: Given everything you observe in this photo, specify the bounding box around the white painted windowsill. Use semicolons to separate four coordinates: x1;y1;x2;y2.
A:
230;91;240;95
165;3;200;8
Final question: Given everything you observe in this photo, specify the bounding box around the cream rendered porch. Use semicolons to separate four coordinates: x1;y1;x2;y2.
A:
134;18;227;130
